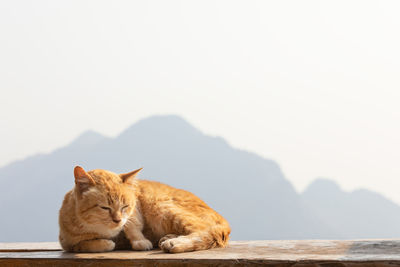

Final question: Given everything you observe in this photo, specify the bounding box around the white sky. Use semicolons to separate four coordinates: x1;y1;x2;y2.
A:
1;0;400;204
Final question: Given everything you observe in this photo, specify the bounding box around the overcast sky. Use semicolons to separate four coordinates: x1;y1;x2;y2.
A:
1;0;400;204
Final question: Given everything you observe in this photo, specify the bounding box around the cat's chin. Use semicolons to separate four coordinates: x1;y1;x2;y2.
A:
83;221;123;238
106;221;125;229
110;223;124;229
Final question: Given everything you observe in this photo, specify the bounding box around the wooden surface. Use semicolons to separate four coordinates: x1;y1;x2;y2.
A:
0;242;61;252
1;240;400;266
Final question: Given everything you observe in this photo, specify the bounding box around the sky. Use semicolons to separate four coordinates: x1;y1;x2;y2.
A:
1;0;400;204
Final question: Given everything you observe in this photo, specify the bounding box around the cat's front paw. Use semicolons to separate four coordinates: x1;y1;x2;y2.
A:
131;239;153;251
97;239;116;252
73;239;115;253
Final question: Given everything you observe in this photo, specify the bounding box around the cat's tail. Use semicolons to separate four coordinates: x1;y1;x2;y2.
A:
209;220;231;248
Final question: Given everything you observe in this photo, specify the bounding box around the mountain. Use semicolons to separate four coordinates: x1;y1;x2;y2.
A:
302;178;400;239
0;115;398;242
0;115;336;242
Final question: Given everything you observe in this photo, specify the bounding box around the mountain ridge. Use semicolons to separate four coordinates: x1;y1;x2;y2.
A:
0;115;398;242
302;178;400;238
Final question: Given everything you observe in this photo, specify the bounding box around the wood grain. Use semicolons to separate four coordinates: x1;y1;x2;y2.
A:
1;240;400;266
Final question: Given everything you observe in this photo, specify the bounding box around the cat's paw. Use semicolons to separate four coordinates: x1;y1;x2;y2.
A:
131;239;153;251
159;237;189;253
73;239;115;252
158;234;179;248
97;239;116;252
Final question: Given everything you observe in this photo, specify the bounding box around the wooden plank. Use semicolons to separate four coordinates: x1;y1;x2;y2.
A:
1;240;400;266
0;242;61;252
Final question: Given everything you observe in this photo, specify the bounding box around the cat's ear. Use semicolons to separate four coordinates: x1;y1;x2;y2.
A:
74;166;95;193
120;168;142;184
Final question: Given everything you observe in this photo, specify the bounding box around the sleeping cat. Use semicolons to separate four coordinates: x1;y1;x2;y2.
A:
59;166;230;253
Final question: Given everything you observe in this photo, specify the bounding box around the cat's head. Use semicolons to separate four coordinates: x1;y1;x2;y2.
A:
72;166;141;230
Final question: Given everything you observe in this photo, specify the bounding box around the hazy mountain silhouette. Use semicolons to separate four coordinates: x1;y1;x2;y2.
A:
0;115;398;242
302;178;400;239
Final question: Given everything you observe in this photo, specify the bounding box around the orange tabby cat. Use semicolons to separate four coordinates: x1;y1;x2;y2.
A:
59;166;230;253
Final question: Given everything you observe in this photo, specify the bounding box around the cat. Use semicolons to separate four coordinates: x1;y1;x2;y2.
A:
59;166;230;253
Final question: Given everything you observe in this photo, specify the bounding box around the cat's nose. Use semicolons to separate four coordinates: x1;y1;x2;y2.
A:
112;218;121;223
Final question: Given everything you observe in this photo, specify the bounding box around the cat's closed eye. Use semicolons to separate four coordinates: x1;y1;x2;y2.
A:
121;205;129;211
100;206;111;211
